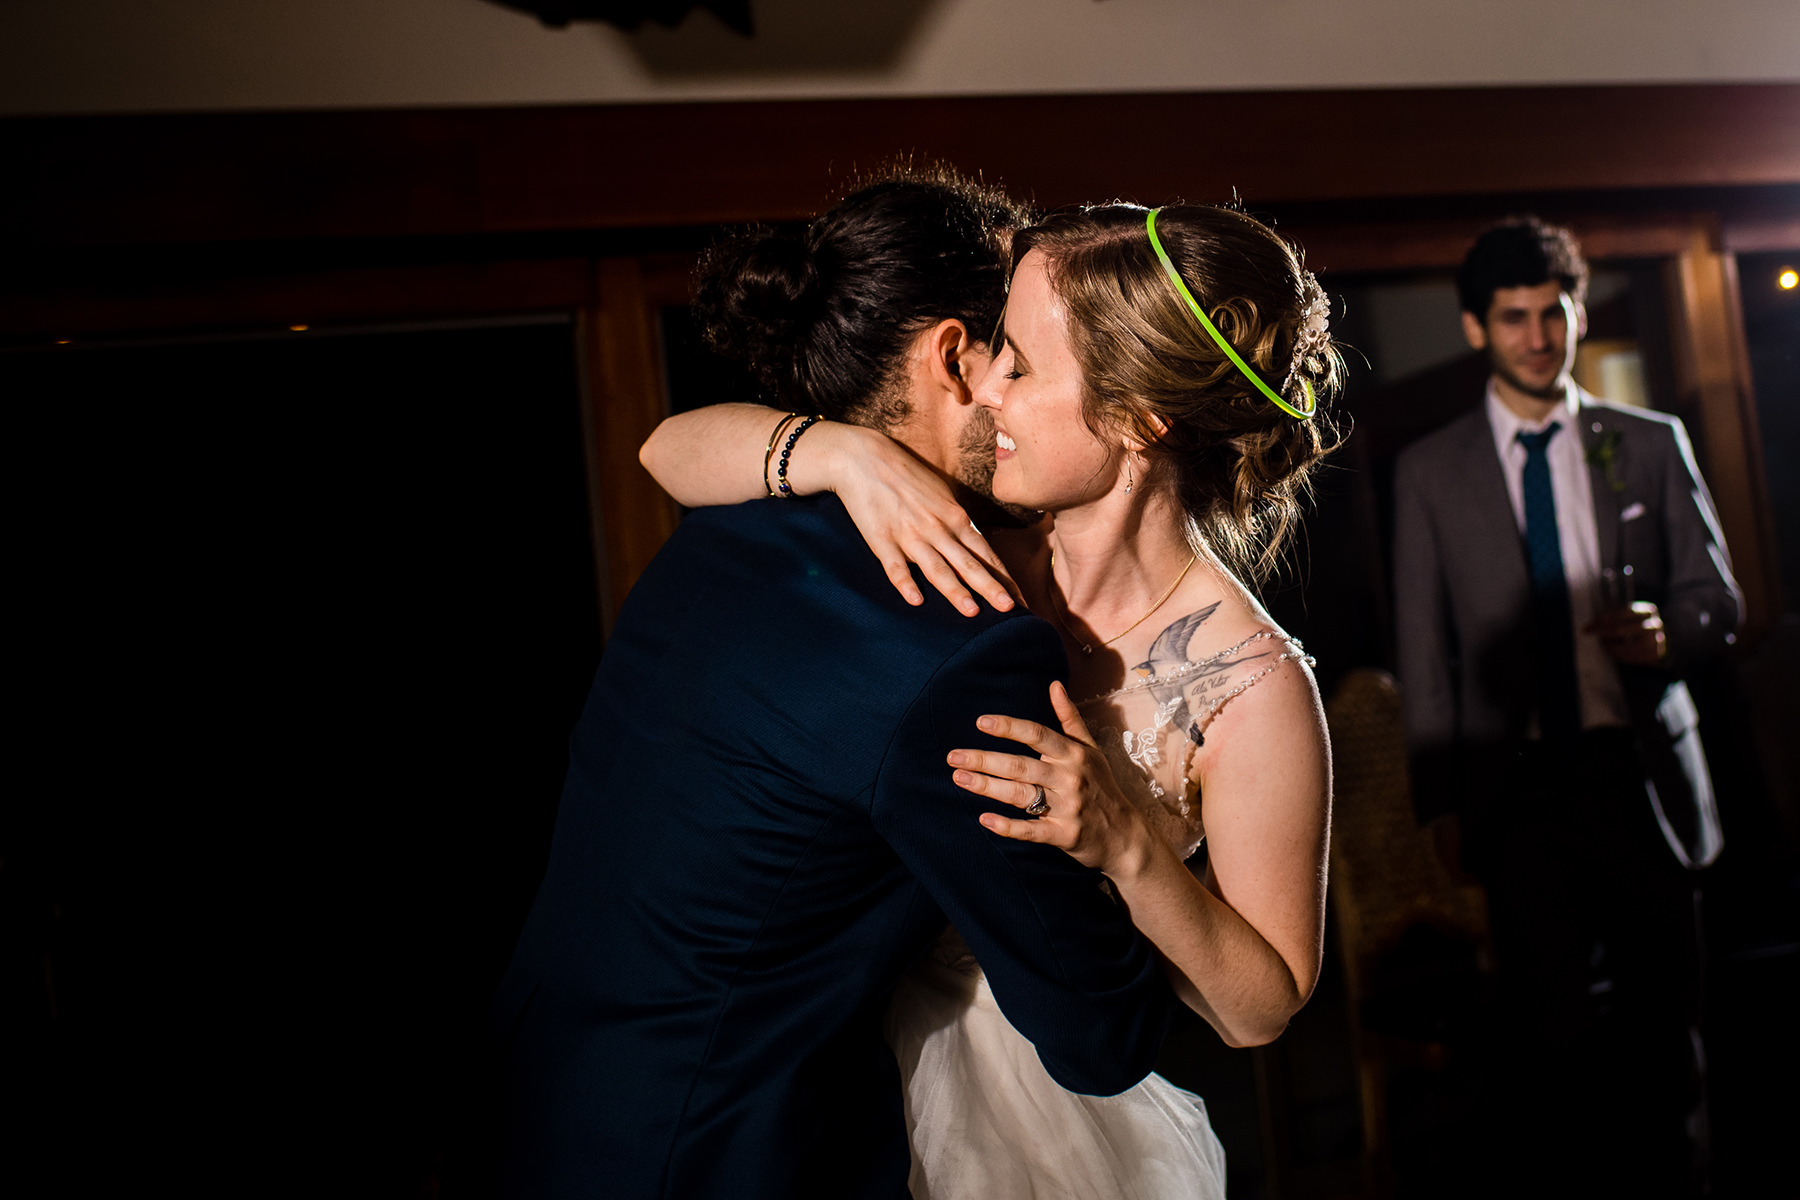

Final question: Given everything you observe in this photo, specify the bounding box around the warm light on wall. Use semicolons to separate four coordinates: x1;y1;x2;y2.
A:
289;324;311;331
1780;268;1798;291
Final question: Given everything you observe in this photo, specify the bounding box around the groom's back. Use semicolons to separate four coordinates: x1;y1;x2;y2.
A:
498;496;1062;1198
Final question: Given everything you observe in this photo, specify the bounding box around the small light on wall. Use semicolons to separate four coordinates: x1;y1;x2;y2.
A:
1779;268;1798;291
289;324;311;332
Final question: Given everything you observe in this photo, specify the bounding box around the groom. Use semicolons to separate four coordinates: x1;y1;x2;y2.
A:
494;174;1182;1199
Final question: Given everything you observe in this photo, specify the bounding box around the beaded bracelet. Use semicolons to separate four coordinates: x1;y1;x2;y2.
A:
774;415;821;498
762;412;800;498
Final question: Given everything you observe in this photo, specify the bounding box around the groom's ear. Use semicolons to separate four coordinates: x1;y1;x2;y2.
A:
923;319;977;403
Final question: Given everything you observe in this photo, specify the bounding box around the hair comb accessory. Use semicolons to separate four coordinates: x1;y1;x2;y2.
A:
1145;208;1317;420
1282;272;1331;398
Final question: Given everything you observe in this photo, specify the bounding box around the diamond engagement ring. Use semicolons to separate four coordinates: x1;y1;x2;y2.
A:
1025;785;1050;816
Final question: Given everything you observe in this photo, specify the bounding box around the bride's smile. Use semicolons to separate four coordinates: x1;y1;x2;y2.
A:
978;250;1125;514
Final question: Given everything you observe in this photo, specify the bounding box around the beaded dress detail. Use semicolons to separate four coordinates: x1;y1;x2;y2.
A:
883;629;1309;1200
1084;629;1314;861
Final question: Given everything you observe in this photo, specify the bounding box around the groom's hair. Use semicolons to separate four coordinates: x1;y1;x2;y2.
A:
1457;216;1589;317
694;165;1031;430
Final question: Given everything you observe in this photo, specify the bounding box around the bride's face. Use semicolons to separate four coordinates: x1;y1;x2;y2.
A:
977;250;1120;512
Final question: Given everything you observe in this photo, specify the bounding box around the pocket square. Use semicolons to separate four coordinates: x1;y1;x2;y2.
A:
1620;502;1647;522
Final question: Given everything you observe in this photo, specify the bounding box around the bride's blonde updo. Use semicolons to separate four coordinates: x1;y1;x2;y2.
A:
1012;203;1343;582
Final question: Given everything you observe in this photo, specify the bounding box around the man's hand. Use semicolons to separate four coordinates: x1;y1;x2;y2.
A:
1586;601;1667;666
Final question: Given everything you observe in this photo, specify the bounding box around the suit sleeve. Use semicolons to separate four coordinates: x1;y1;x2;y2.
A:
1392;447;1462;823
1652;417;1742;674
870;617;1180;1097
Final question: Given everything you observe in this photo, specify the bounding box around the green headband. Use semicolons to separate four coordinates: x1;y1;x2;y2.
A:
1144;207;1317;420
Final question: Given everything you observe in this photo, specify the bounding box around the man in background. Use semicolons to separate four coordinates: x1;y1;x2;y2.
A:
1392;217;1740;1196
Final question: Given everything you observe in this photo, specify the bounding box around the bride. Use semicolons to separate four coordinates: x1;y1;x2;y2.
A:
644;193;1340;1198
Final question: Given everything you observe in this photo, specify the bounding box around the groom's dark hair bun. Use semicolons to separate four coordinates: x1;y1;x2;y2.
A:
696;165;1031;429
697;229;821;359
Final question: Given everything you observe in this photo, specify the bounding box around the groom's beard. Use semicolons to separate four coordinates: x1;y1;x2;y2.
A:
956;407;1038;528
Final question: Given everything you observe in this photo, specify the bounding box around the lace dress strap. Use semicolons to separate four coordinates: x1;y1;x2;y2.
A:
1076;631;1314;859
1084;628;1311;706
1183;631;1315;748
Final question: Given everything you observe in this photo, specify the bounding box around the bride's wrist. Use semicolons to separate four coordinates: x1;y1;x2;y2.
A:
808;421;883;497
1102;814;1162;885
768;416;841;497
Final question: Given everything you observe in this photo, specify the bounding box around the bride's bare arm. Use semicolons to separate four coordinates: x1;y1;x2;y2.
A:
640;404;1018;615
951;674;1330;1047
639;403;807;505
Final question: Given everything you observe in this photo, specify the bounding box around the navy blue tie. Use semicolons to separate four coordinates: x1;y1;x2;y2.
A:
1517;423;1580;738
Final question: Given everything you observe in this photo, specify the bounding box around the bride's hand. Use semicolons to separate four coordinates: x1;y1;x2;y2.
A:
949;682;1153;876
822;423;1018;616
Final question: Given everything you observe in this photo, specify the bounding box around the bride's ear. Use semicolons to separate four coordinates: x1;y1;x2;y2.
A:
1120;413;1170;454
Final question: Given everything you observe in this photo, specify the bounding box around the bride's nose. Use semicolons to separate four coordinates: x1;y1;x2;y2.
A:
972;353;1008;410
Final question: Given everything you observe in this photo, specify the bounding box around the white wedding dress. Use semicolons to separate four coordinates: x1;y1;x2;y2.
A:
885;630;1311;1200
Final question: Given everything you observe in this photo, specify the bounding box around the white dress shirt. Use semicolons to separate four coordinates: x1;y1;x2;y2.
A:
1485;381;1631;732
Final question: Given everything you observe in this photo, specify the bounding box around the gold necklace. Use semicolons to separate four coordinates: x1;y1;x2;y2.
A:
1046;549;1199;656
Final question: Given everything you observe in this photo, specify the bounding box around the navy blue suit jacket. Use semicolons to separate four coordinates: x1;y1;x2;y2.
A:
496;496;1180;1199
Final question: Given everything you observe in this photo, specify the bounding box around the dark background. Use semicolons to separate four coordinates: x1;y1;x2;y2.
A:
3;89;1796;1198
7;319;599;1192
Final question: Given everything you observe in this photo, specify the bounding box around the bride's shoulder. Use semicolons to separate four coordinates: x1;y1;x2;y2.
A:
1079;576;1304;707
1166;563;1292;658
1181;608;1324;764
1160;573;1318;722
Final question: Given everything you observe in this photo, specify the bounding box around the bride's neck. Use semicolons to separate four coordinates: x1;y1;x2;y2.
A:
1044;492;1195;621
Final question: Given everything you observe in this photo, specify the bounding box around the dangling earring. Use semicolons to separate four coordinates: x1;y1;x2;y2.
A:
1124;453;1135;496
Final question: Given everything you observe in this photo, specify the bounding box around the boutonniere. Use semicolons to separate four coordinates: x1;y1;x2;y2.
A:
1586;429;1626;493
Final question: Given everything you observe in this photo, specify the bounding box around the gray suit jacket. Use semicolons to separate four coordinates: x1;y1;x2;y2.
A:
1393;389;1742;869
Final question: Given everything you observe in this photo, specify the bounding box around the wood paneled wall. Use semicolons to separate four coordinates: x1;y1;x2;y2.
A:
4;85;1796;631
8;85;1799;247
